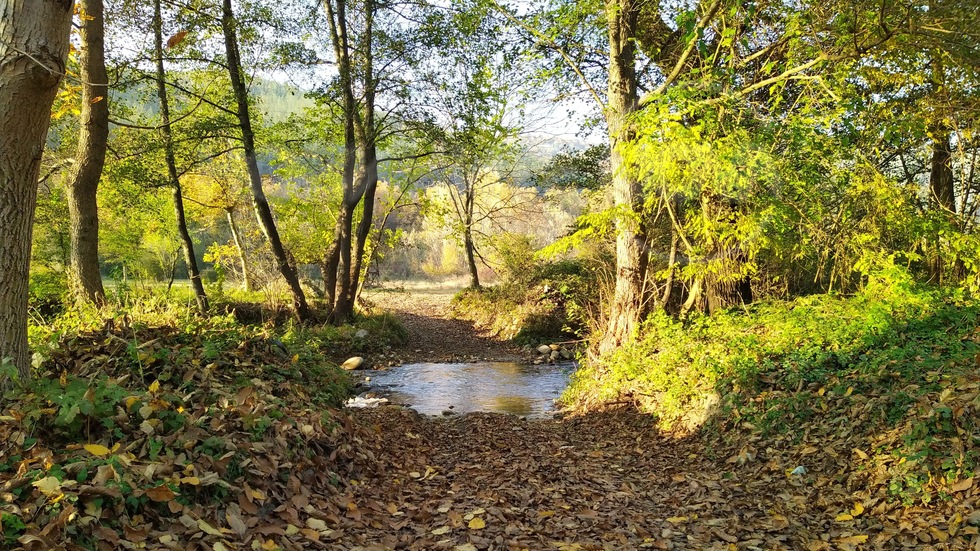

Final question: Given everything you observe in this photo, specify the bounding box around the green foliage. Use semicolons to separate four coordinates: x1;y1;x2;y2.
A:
566;265;980;503
28;270;69;318
451;245;606;343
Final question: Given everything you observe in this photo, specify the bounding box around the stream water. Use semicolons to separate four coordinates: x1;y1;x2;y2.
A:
362;361;576;417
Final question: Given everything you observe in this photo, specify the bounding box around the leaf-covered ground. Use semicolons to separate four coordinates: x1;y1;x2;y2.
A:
4;287;980;550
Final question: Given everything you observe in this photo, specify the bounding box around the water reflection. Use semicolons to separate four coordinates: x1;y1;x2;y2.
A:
364;361;574;417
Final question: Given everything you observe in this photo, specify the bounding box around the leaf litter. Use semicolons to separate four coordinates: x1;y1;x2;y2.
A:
2;322;980;550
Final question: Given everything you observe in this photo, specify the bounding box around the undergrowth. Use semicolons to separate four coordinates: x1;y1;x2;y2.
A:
450;237;604;344
2;284;409;548
566;268;980;505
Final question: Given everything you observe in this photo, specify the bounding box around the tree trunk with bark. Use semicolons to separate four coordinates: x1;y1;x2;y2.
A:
0;0;73;381
154;0;208;315
599;0;649;355
221;0;310;320
323;0;380;323
66;0;108;306
225;208;253;291
346;4;377;312
927;50;956;284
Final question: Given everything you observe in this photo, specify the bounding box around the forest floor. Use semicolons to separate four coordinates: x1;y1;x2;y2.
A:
7;283;978;550
333;284;978;551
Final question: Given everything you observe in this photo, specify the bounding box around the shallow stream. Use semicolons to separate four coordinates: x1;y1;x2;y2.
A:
363;361;576;417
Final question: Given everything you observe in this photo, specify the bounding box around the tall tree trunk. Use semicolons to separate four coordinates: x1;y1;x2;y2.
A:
0;0;73;381
66;0;107;306
463;185;480;289
346;1;377;310
221;0;310;320
154;0;208;315
324;0;363;323
348;152;378;306
599;0;648;355
464;226;480;289
927;49;955;284
226;207;253;291
930;132;955;214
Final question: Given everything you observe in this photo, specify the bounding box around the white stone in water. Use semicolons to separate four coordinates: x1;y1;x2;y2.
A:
345;396;388;408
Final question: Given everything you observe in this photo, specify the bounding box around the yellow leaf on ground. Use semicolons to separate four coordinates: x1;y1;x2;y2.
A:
431;526;451;535
468;517;486;530
181;476;201;486
149;380;160;393
306;518;328;532
32;476;62;497
836;513;854;522
851;502;865;517
197;519;223;537
834;535;868;544
84;444;112;457
666;516;688;524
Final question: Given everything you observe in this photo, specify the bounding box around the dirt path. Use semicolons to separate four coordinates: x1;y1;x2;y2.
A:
364;282;526;364
333;284;960;550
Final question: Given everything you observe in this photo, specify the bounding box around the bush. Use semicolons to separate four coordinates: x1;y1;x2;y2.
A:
450;255;603;344
28;270;68;318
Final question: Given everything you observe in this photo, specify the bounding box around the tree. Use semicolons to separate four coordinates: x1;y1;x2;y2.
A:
66;0;109;306
154;0;209;314
221;0;310;320
0;0;73;381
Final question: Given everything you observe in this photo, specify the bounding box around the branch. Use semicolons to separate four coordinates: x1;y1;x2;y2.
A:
649;0;725;97
487;0;604;109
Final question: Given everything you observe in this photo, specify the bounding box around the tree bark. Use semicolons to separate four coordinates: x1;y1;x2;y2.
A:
348;149;378;307
226;207;253;291
221;0;310;320
464;226;480;289
0;0;73;380
930;133;955;214
154;0;208;315
463;184;480;289
324;0;374;323
346;2;378;311
599;0;649;355
927;49;955;284
66;0;108;306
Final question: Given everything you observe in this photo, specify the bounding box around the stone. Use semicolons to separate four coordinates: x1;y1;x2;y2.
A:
536;345;552;355
345;396;388;408
341;356;366;370
354;329;369;339
559;348;573;360
549;351;560;361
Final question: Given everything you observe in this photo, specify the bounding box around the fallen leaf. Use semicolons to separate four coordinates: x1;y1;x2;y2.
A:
145;485;177;502
468;517;486;530
952;478;974;492
197;519;224;537
84;444;112;457
32;476;62;497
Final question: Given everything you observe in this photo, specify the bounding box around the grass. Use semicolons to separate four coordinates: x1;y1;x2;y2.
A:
564;269;980;505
